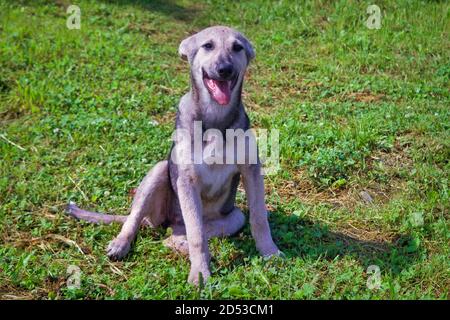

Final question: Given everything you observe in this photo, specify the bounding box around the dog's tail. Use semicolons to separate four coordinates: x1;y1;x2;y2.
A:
65;202;129;225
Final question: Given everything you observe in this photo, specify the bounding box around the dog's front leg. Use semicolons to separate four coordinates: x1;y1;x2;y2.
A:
240;164;280;257
176;174;211;285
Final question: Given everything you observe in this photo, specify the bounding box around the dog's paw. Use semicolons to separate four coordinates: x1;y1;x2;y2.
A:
263;250;285;260
259;242;281;258
163;235;189;256
188;265;211;286
106;237;131;261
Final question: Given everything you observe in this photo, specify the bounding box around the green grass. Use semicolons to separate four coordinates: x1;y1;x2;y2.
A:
0;0;449;299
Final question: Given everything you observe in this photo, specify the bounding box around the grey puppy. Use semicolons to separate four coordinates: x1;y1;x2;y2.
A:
66;26;281;285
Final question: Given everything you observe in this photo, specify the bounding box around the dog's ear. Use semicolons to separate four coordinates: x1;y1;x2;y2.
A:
238;34;255;62
179;34;197;63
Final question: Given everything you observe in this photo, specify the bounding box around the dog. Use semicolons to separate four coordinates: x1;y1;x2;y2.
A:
66;26;281;285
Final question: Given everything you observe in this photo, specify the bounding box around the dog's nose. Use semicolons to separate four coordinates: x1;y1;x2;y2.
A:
217;63;233;78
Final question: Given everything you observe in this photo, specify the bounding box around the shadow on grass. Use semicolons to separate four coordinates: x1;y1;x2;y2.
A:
99;0;202;22
4;0;203;22
230;209;420;275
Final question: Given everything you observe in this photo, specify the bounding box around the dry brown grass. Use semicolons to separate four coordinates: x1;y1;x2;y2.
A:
265;137;413;213
346;91;385;103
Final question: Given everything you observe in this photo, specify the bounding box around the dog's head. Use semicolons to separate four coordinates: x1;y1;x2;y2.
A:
179;26;255;106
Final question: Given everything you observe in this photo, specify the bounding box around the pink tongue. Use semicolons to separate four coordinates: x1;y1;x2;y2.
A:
207;79;231;105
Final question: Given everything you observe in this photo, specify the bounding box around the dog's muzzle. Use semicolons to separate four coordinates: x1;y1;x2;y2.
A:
203;67;238;106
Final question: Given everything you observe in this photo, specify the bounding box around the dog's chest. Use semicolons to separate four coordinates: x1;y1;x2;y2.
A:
198;163;238;200
197;136;237;196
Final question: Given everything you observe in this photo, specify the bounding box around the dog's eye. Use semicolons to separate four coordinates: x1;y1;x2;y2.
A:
202;42;214;50
233;43;243;52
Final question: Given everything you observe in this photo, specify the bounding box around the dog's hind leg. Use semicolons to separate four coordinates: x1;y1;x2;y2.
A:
163;224;189;256
105;160;172;260
204;207;246;239
163;208;245;256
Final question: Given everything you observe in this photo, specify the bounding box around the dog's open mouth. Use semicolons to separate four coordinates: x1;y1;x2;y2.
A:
203;70;237;106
